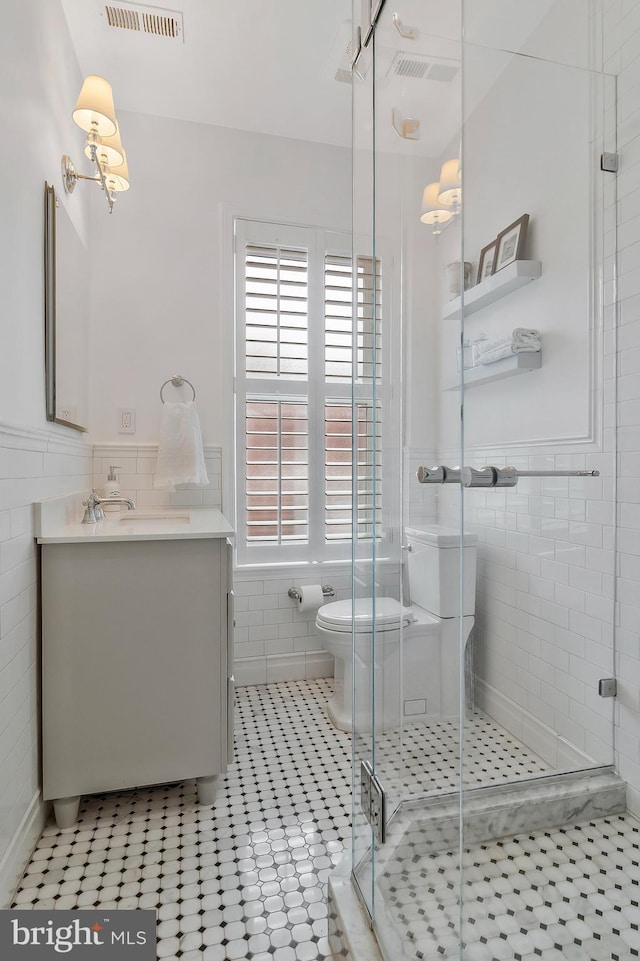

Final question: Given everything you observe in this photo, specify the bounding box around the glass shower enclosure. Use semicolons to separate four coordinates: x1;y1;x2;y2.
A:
348;1;618;958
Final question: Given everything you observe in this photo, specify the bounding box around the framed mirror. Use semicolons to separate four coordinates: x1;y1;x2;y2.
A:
44;182;89;432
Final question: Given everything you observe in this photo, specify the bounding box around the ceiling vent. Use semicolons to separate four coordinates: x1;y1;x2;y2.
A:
102;3;184;41
389;51;459;83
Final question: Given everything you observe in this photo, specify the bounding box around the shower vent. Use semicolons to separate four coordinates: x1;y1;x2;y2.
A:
389;51;459;83
102;3;184;41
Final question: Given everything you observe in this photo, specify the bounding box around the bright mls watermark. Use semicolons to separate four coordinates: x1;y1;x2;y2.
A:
1;911;156;959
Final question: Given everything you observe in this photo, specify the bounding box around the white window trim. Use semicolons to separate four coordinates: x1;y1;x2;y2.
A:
233;216;396;568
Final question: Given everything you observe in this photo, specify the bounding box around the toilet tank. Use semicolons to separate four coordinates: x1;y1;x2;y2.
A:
405;525;477;617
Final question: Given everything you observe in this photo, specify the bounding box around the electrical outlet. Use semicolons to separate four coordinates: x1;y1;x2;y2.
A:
118;408;136;434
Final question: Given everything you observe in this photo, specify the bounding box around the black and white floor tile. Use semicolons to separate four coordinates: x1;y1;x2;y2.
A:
12;679;640;961
381;814;640;961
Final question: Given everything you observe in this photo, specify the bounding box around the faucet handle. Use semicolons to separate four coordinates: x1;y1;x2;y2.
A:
81;502;97;524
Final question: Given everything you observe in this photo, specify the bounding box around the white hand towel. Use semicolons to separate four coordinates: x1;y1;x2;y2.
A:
153;401;210;490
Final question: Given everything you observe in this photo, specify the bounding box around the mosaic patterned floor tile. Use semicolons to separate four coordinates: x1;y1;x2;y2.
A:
381;813;640;961
11;678;634;961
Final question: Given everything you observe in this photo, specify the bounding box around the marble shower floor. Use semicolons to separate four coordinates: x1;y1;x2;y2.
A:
11;678;639;961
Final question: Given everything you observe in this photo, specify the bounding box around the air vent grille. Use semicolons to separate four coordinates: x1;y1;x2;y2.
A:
389;51;459;83
142;12;180;37
103;3;183;40
394;57;429;80
105;5;140;30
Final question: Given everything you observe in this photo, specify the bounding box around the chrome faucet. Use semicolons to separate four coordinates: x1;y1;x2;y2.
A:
82;490;136;523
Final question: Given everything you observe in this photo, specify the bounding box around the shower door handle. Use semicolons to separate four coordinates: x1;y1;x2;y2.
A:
417;465;599;487
460;467;600;488
416;465;461;484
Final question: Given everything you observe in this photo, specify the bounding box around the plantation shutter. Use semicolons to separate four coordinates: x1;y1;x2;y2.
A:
244;245;308;380
236;219;387;564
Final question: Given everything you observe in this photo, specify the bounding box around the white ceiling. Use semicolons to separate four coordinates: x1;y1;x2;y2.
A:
59;0;587;159
60;0;353;148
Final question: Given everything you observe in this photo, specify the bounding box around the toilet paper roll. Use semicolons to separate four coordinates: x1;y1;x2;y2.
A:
295;584;324;612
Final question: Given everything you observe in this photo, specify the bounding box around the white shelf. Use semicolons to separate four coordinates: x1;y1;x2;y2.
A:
441;260;542;321
444;351;542;391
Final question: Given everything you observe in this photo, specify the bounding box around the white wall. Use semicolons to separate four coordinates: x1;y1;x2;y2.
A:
0;1;93;905
88;112;352;447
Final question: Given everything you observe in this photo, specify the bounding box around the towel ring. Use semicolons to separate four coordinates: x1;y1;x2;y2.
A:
160;375;196;404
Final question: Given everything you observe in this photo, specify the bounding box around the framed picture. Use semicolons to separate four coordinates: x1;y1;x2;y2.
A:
494;214;530;273
477;240;498;284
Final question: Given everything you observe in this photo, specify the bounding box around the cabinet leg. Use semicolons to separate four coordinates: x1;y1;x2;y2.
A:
196;775;219;805
53;795;81;829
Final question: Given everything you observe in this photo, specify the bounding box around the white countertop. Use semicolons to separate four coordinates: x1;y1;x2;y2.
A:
36;506;235;545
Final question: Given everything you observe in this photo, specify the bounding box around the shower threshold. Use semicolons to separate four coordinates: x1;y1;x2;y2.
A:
331;767;626;961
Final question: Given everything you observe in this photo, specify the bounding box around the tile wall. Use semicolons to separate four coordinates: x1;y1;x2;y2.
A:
436;447;616;773
0;425;92;901
91;444;222;510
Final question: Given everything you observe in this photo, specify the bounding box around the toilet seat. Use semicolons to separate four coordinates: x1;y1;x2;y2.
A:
316;597;412;634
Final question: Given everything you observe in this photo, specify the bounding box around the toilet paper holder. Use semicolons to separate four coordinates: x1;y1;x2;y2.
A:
288;586;335;601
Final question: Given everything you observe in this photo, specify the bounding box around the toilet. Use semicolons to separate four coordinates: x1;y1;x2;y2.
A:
316;525;477;732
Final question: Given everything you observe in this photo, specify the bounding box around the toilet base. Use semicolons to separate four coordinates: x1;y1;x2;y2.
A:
326;693;352;732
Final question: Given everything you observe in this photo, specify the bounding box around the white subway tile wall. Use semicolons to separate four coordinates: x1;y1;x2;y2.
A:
404;449;439;529
434;447;615;772
91;444;222;510
0;426;92;897
233;572;349;685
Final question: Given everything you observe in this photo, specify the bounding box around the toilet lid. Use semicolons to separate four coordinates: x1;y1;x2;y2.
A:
317;597;412;634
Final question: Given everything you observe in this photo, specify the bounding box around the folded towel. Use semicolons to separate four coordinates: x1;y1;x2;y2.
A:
474;328;540;357
475;328;541;366
477;343;538;365
154;402;210;490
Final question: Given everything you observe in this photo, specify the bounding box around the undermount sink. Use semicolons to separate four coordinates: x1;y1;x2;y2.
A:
117;512;191;524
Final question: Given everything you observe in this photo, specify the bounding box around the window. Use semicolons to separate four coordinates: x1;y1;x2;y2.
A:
235;219;384;565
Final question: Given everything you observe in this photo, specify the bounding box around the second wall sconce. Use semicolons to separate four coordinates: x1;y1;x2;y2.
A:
61;74;131;214
420;157;462;235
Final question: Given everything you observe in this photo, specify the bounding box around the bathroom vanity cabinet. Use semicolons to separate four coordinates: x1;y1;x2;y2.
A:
37;506;235;828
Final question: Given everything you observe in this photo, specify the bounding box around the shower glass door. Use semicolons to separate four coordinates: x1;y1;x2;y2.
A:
350;2;378;919
458;4;618;956
349;0;618;956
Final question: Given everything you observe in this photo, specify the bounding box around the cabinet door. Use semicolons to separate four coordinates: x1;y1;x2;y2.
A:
42;539;225;799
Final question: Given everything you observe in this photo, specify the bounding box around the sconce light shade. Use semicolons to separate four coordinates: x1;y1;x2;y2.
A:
84;124;124;168
420;182;454;226
105;151;130;192
438;158;462;207
72;75;117;137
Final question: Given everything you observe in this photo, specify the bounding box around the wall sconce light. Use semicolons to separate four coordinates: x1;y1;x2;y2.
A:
437;158;462;209
61;75;130;214
420;183;454;235
420;157;462;235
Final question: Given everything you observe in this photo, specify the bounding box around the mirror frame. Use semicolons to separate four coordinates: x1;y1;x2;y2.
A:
44;181;88;433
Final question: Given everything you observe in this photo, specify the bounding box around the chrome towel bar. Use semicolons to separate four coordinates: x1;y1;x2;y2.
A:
417;465;599;488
